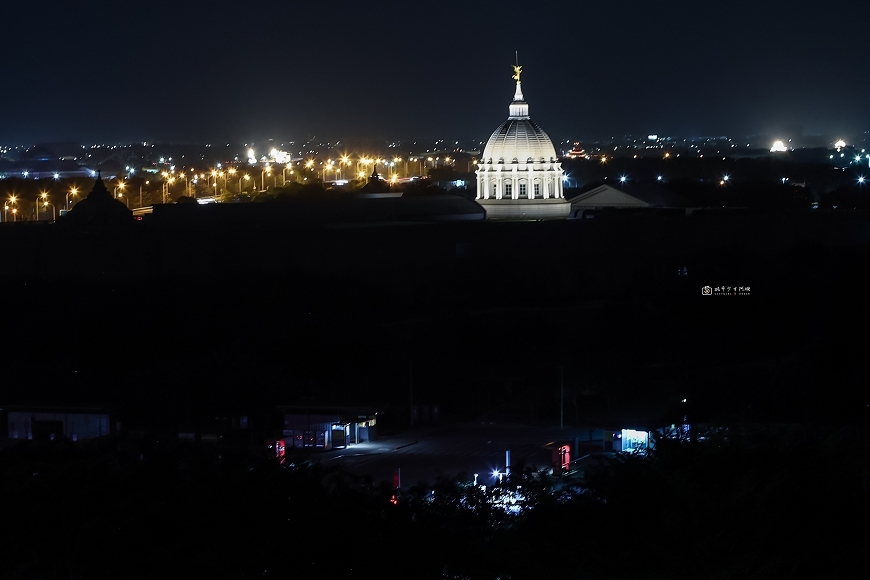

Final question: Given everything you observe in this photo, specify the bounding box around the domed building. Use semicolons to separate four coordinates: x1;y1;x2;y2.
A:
476;65;570;219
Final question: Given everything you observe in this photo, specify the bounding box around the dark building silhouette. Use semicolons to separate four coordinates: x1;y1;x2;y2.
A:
62;171;132;230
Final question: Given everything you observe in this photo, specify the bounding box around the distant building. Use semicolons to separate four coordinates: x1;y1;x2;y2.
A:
272;406;379;453
61;171;133;229
566;142;586;159
476;65;569;219
0;158;92;180
567;183;688;218
0;405;111;443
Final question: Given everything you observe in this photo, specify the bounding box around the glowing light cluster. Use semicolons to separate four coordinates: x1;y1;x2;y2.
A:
770;140;788;153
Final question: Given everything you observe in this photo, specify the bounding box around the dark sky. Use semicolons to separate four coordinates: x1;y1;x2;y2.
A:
2;0;867;144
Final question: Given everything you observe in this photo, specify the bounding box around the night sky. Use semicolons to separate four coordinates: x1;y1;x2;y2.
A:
2;0;867;144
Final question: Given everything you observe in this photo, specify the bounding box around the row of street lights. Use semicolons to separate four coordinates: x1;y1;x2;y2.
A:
1;154;453;217
1;190;68;222
155;155;448;195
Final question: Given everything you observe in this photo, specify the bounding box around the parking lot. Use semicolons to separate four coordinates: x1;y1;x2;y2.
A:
308;421;578;487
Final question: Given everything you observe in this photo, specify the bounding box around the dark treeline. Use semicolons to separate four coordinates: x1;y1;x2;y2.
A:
2;210;870;429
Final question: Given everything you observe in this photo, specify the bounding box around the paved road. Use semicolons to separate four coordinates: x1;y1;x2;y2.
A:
311;422;574;487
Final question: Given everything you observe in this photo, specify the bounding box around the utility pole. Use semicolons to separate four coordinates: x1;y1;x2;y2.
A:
409;360;414;426
560;365;564;430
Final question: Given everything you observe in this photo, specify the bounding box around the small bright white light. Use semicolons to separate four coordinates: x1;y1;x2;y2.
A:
835;139;846;148
619;176;627;183
859;176;866;184
53;173;59;179
723;175;729;181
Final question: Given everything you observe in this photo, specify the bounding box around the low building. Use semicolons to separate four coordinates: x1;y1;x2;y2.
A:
0;405;111;443
568;183;689;218
271;406;379;454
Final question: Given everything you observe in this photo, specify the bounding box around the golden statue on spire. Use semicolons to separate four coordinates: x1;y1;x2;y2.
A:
512;64;522;82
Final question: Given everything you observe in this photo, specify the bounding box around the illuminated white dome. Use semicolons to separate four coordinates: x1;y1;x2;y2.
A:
482;82;558;164
482;119;558;164
476;70;565;208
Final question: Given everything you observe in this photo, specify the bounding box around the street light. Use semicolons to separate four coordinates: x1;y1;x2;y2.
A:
9;195;18;222
240;174;250;194
261;165;271;192
42;196;56;221
322;160;334;183
37;191;52;221
163;177;175;203
66;187;78;211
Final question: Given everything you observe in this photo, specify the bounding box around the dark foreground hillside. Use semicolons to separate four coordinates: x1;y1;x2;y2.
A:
0;424;866;579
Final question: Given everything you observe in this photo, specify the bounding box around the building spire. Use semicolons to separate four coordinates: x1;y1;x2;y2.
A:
512;63;524;101
508;60;529;119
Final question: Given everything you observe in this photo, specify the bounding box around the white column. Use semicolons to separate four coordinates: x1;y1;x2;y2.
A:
512;165;518;199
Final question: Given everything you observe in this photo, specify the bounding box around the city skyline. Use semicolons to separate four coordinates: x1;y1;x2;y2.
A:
2;0;867;144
